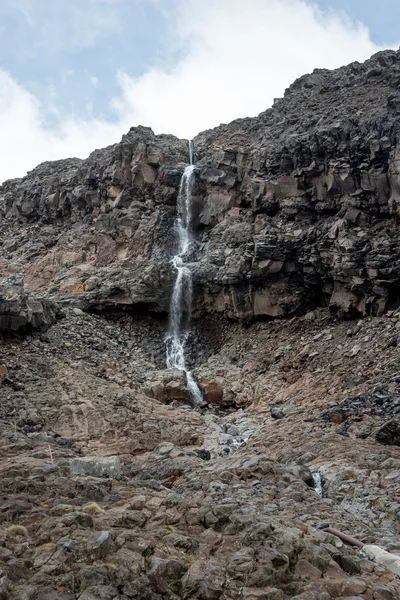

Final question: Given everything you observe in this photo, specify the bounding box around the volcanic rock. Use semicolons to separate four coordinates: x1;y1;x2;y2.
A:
4;51;400;320
376;417;400;446
1;50;400;600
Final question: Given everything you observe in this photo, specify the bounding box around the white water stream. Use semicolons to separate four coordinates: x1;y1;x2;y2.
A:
312;472;323;497
166;144;203;405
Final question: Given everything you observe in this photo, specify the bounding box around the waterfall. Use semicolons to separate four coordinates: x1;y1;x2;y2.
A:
312;472;323;497
165;142;203;405
189;140;195;166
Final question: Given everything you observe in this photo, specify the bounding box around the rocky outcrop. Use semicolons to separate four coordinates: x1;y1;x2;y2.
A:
3;51;400;320
192;49;400;319
0;278;59;332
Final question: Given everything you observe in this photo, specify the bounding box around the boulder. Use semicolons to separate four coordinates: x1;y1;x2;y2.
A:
376;417;400;446
164;378;188;403
270;404;296;419
363;545;400;577
78;586;118;600
141;370;188;404
200;380;224;405
181;560;226;599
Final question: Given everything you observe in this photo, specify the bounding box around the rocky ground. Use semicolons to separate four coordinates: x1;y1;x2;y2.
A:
1;306;400;599
2;48;400;598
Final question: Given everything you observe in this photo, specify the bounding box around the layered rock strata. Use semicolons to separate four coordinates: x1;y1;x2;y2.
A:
3;50;400;320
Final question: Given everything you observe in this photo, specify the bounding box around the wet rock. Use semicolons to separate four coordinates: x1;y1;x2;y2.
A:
226;425;239;436
196;449;211;460
70;456;121;479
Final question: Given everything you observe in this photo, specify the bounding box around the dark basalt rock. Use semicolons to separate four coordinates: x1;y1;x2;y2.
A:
3;52;400;320
320;373;400;431
376;417;400;446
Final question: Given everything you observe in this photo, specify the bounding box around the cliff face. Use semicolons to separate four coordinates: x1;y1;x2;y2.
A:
2;49;400;324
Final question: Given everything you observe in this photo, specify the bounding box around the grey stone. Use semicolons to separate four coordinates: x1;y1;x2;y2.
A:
0;280;59;332
270;404;295;419
69;456;121;479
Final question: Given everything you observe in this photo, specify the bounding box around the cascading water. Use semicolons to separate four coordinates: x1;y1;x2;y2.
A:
312;472;323;497
189;139;195;167
165;142;203;405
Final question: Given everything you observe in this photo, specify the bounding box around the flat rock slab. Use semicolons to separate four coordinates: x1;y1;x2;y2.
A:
70;456;121;479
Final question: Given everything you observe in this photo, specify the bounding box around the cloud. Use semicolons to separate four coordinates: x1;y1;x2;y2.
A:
0;0;389;183
0;68;124;183
120;0;382;137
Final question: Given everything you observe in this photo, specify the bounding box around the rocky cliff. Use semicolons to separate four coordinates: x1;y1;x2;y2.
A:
2;50;400;600
3;49;400;323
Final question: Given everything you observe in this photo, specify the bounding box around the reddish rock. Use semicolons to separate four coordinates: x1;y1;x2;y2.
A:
200;380;224;405
0;365;7;383
294;559;323;581
164;379;188;403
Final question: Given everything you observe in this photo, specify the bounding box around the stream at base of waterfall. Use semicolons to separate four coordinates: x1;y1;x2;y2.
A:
165;143;203;405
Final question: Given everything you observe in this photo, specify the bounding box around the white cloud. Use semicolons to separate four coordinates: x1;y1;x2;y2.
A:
0;0;389;183
121;0;382;137
61;69;74;82
0;69;124;183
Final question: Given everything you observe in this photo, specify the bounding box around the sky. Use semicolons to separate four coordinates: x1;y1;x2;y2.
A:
0;0;398;183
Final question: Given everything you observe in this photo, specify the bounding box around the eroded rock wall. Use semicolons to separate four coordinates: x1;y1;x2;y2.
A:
3;50;400;320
